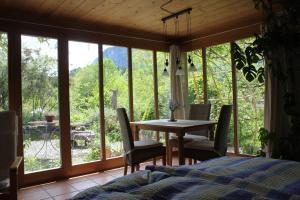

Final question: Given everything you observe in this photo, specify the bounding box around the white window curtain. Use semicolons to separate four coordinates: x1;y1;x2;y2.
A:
169;45;188;119
264;64;290;158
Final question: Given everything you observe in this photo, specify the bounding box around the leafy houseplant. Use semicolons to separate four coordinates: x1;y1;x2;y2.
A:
257;128;274;157
232;0;300;161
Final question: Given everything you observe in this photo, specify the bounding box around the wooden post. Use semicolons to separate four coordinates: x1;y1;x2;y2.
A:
128;48;134;121
230;42;239;154
153;51;160;141
99;44;106;160
58;37;72;175
202;48;208;104
8;30;24;185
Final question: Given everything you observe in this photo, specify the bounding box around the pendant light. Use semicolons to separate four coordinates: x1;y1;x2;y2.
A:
160;5;193;76
162;21;169;77
174;17;184;76
186;11;197;73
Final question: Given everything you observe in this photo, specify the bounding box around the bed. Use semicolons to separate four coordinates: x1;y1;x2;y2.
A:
71;156;300;199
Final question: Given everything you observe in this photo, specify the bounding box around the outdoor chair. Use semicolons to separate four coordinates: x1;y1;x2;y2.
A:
117;108;166;175
183;105;232;162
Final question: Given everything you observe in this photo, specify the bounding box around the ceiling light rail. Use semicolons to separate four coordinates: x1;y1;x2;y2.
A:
161;8;192;22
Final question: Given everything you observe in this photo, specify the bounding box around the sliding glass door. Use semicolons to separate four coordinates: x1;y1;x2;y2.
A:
103;45;128;158
21;35;61;173
68;41;101;165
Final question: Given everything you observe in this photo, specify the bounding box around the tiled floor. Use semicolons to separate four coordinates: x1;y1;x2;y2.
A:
18;158;175;200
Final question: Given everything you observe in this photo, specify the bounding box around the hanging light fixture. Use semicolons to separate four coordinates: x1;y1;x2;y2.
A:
162;21;169;77
174;16;185;76
160;5;193;76
186;11;197;73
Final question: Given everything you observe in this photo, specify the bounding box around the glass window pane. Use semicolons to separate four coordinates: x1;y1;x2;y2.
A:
206;43;234;152
0;32;8;111
187;50;203;104
103;45;128;158
157;51;170;119
157;51;170;143
69;41;101;164
236;38;265;154
132;49;155;140
22;35;61;173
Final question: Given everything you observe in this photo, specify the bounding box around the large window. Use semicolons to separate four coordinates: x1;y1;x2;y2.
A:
69;41;101;164
103;45;128;158
157;51;170;119
22;35;61;173
236;38;265;154
187;40;265;155
206;43;234;152
187;50;204;104
0;32;8;111
132;49;155;140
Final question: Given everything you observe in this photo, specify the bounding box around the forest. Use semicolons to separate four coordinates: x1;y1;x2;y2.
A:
0;33;264;173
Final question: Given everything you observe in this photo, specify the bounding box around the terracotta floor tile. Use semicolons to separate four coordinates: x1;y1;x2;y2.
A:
86;172;115;185
105;167;124;178
18;188;51;200
70;180;97;191
67;176;90;184
42;181;72;190
52;191;80;200
45;184;77;197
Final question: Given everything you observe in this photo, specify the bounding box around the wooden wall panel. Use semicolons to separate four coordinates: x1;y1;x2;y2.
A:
0;19;169;52
181;23;261;51
8;31;23;185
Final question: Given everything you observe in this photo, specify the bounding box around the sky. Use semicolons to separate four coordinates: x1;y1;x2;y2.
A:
22;35;112;71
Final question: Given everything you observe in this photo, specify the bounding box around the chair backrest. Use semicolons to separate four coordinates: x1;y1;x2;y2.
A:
214;105;232;156
0;111;17;181
188;104;211;136
189;104;211;120
117;108;134;153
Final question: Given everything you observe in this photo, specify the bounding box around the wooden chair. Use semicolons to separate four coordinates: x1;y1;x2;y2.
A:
0;111;22;200
168;104;211;165
183;105;232;162
117;108;166;175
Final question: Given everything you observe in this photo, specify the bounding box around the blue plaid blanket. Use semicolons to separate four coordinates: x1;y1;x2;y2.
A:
71;157;300;199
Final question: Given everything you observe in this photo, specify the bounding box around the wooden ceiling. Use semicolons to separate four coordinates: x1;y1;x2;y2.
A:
0;0;263;42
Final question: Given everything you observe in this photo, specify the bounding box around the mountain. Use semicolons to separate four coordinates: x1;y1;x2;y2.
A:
103;47;128;70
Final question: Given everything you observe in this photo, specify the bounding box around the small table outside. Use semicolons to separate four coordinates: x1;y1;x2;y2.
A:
130;119;217;165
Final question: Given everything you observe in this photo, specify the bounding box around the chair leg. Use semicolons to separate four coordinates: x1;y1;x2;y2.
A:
168;146;173;166
188;158;193;165
124;162;128;175
136;164;140;171
131;164;135;173
162;154;166;166
194;159;197;164
153;157;156;165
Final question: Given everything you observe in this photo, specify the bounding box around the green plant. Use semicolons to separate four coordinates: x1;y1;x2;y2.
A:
232;0;300;161
257;128;274;156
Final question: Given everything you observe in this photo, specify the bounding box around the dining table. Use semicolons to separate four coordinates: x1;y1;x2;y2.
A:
130;119;217;165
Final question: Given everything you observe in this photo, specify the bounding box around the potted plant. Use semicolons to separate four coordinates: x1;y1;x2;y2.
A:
257;128;274;157
44;112;55;122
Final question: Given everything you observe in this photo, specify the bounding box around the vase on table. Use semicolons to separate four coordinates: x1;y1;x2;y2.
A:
169;109;176;122
168;99;179;122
